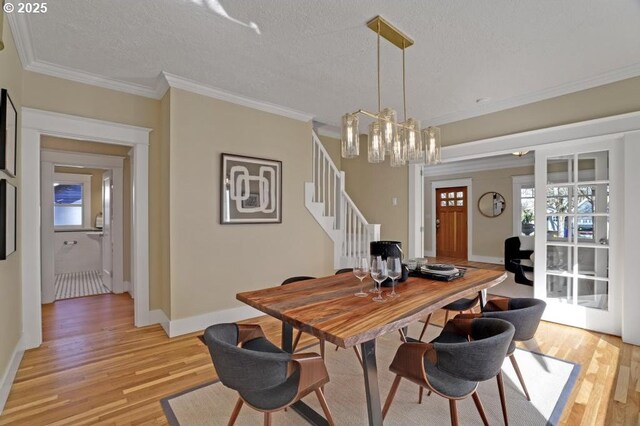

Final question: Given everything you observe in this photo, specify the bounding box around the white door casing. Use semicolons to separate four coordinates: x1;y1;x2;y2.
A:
102;170;113;291
21;108;151;349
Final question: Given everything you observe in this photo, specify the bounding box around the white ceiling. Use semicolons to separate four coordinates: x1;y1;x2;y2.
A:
11;0;640;128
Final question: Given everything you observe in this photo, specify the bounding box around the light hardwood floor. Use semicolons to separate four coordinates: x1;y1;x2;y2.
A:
0;264;638;425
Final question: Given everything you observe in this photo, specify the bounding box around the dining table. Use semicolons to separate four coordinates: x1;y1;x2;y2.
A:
236;266;506;426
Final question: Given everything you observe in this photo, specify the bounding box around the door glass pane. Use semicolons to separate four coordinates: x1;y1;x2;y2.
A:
448;200;455;206
578;151;608;182
576;216;609;244
577;279;608;310
547;156;574;184
441;193;447;199
547;186;573;214
547;275;573;304
456;200;464;206
456;191;464;198
547;215;573;242
577;247;609;278
577;184;608;214
448;192;455;198
54;206;82;226
440;200;446;207
547;245;570;273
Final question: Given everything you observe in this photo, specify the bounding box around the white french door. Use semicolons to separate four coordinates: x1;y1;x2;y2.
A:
534;138;622;335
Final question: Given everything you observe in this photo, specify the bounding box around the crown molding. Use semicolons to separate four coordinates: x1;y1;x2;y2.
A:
160;72;314;122
313;122;341;139
6;13;35;67
426;62;640;126
422;153;534;177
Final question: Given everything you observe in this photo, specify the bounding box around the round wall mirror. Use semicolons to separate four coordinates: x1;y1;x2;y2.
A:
478;192;506;218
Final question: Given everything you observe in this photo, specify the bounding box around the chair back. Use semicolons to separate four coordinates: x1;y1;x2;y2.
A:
282;276;316;285
335;268;353;274
483;298;546;342
203;323;291;393
434;318;514;382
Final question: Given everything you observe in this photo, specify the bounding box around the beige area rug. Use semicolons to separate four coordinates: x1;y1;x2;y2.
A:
162;323;579;425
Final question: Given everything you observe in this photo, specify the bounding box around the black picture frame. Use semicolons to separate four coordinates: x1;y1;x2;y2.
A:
0;89;17;177
220;153;282;224
0;179;17;260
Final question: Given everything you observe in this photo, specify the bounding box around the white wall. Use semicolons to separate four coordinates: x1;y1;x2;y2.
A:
54;232;102;274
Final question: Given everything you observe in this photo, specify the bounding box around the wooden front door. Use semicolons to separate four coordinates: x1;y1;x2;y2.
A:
436;187;468;259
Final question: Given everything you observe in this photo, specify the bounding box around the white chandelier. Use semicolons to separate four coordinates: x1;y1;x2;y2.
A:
341;16;441;166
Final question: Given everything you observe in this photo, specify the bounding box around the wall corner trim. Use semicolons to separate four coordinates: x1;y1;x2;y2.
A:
0;334;25;413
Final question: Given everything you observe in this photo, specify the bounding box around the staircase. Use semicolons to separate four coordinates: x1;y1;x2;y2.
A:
305;131;380;269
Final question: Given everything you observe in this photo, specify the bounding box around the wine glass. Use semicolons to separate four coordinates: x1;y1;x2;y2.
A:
369;255;382;294
387;256;401;299
353;258;369;297
370;256;388;303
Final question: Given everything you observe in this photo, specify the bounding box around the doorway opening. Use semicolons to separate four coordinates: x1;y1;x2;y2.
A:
21;108;151;349
40;137;132;305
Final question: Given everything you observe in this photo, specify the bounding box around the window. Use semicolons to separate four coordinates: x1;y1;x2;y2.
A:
53;173;91;229
512;175;535;236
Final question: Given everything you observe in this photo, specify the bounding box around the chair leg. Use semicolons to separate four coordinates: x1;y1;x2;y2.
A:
471;391;489;426
263;412;272;426
292;330;302;352
418;313;432;341
449;399;459;426
510;354;531;401
228;397;243;426
497;371;509;426
382;375;402;419
315;388;336;426
418;386;423;404
444;310;450;325
353;346;363;368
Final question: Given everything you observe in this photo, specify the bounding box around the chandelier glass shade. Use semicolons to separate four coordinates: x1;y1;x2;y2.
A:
340;16;441;166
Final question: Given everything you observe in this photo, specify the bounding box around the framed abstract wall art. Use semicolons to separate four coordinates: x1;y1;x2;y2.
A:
0;88;17;177
221;153;282;224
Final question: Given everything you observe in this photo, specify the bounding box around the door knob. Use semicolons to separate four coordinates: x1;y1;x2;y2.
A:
436;218;440;229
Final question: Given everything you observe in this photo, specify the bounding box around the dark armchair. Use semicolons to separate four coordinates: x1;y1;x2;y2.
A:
204;323;335;426
383;318;515;426
505;236;534;286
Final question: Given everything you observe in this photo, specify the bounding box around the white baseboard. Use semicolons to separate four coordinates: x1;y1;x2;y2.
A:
148;309;170;336
166;306;263;338
0;334;25;414
468;255;504;265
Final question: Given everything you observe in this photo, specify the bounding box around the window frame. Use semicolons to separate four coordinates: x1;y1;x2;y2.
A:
53;172;92;230
512;174;535;236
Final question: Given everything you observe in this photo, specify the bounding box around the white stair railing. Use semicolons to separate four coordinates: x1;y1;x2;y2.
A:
308;131;380;268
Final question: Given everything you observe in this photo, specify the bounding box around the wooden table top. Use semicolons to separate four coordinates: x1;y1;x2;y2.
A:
237;268;506;348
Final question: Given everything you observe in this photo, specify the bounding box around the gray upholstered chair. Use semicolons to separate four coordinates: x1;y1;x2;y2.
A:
418;295;480;341
281;276;322;355
456;297;546;425
204;323;335;426
383;318;515;426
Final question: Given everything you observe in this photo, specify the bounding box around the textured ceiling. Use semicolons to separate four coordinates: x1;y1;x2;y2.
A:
20;0;640;127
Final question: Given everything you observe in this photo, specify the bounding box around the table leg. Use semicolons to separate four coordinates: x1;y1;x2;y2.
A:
479;289;488;308
361;339;383;426
282;322;293;353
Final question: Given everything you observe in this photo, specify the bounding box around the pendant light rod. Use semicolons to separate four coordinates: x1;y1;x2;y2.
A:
402;41;407;121
377;22;381;113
